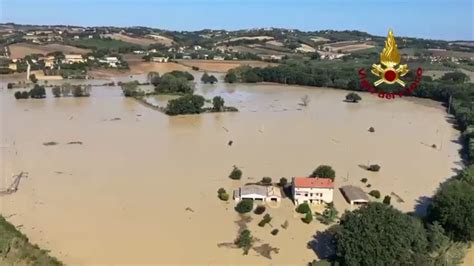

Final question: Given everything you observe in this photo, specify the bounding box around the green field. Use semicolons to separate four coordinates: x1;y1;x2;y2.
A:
0;215;62;265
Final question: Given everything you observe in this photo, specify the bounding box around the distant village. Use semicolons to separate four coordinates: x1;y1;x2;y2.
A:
2;24;472;81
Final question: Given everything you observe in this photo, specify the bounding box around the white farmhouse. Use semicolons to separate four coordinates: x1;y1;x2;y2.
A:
151;57;169;63
63;54;85;64
292;177;334;205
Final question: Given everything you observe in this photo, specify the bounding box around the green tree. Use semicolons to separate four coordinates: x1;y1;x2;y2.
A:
165;94;205;115
302;212;313;223
440;72;469;83
427;179;474;241
212;96;225;111
258;213;272;227
311;165;336;180
345;92;362;103
279;177;288;187
235;200;253;214
261;177;272;184
224;72;237;83
29;84;46;98
426;222;467;265
156;74;193;94
235;229;254;255
296;203;311;214
317;203;338;225
335;203;430;265
52;86;61;97
229;166;242;180
147;71;160;83
201;72;210;83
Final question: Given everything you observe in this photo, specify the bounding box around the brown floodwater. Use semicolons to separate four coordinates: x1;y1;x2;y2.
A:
0;77;462;265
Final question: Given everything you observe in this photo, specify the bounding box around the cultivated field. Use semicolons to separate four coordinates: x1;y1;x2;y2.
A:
324;41;374;53
8;43;91;59
176;59;278;72
104;33;174;47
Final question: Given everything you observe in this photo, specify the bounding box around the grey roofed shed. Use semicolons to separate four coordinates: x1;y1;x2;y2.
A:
340;185;369;205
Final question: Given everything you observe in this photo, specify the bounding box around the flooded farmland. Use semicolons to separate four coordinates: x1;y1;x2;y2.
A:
0;77;462;264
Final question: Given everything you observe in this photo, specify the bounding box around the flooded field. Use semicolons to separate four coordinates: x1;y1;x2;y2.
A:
0;78;462;264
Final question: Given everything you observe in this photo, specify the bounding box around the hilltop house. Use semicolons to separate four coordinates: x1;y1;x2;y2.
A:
99;57;119;67
233;185;281;202
292;177;334;205
63;54;85;64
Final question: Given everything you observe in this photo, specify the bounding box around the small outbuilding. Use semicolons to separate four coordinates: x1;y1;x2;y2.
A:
340;185;369;205
233;185;281;202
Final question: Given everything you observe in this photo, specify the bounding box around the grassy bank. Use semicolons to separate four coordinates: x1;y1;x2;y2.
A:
0;215;62;265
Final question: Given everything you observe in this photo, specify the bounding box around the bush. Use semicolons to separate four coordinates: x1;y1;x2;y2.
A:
383;195;391;205
302;212;313;223
235;200;253;213
218;192;229;201
369;190;381;199
258;214;272;227
261;177;272;184
279;177;288;187
7;83;13;89
192;66;199;71
52;86;61;97
271;229;279;235
361;178;368;183
201;72;218;84
165;94;205;115
317;203;338;225
229;166;242;180
296;203;311;214
217;188;226;194
366;184;372;188
368;127;375;133
345;92;362;103
29;74;38;83
368;164;381;172
254;205;266;215
311;165;336;180
14;91;29;99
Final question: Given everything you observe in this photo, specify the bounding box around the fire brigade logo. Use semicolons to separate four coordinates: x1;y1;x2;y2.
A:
358;29;423;99
371;29;409;87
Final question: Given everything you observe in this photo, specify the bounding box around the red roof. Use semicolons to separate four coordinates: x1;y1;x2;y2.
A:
294;177;334;188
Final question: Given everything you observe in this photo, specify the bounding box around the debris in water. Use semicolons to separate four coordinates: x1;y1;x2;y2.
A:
228;140;233;146
67;141;83;145
185;207;194;212
109;117;121;121
43;141;58;146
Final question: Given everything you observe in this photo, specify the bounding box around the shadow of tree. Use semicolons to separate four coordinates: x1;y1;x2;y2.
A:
413;196;432;217
308;230;337;260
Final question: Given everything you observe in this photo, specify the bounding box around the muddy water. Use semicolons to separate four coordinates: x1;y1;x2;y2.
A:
0;79;462;265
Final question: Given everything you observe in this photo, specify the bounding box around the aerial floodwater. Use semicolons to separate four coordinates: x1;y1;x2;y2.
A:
0;75;462;264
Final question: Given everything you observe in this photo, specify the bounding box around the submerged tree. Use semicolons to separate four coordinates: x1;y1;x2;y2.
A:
311;165;336;180
212;96;225;111
235;229;254;255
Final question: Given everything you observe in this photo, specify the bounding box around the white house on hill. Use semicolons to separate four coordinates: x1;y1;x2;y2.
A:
292;177;334;205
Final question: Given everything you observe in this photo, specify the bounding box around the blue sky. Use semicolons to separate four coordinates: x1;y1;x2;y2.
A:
1;0;472;40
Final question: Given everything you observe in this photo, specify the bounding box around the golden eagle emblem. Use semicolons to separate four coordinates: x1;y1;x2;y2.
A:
371;29;409;86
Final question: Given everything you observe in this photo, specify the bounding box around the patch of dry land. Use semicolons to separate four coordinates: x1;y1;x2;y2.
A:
8;43;91;59
177;59;278;72
103;33;174;47
0;78;462;264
